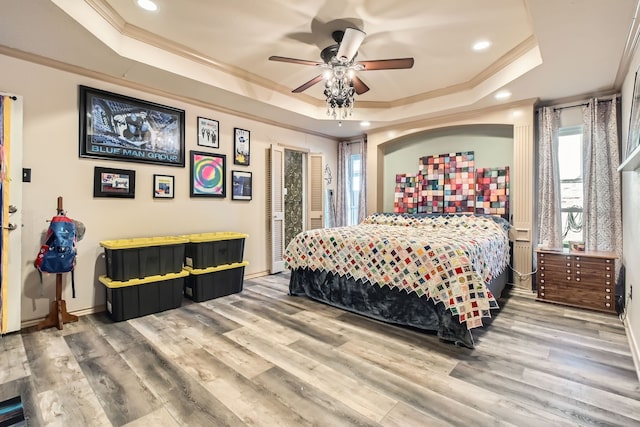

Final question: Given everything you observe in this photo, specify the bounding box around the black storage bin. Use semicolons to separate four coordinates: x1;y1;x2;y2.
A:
101;236;188;281
99;270;188;321
184;261;248;302
184;232;247;269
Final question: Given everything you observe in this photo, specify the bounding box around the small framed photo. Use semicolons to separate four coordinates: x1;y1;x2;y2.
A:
94;166;136;198
190;150;226;198
197;116;219;149
234;127;250;166
232;170;252;201
153;174;175;199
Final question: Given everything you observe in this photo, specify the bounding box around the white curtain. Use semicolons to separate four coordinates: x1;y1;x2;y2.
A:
336;140;350;226
335;136;367;226
357;136;367;223
582;98;622;264
537;106;563;248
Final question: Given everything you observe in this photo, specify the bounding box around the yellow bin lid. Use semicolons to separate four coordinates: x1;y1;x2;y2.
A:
100;236;189;249
184;261;249;275
182;232;248;243
99;269;189;288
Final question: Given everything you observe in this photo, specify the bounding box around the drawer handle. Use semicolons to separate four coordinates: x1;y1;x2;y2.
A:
606;281;611;285
540;285;545;290
566;263;571;267
576;263;581;268
540;292;545;297
606;266;611;271
576;257;581;261
540;279;545;284
606;274;611;278
576;278;580;282
605;288;611;293
606;295;611;300
540;266;545;270
567;277;571;281
540;260;545;264
576;271;581;275
606;302;611;307
566;269;571;273
605;259;611;263
540;272;545;277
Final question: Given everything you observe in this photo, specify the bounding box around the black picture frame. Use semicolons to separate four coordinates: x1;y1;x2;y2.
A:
79;85;185;167
93;166;136;198
231;170;252;201
153;174;175;199
190;150;226;198
627;70;640;160
197;116;219;149
234;127;250;166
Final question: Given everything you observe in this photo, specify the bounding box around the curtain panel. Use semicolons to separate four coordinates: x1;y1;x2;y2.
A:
537;106;563;249
582;98;623;266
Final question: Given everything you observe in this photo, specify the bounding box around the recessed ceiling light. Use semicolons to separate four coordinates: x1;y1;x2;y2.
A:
472;40;491;51
136;0;157;11
494;90;511;100
360;121;371;127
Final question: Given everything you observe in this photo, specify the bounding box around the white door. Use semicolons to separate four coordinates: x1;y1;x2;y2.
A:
1;94;23;333
269;145;285;273
308;153;324;230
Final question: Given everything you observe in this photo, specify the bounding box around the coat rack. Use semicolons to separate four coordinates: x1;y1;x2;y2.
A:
37;196;78;330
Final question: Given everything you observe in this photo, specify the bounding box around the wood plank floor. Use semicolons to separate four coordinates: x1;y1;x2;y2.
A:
2;272;640;426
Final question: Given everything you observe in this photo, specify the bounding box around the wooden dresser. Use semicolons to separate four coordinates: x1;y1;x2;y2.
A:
536;249;616;314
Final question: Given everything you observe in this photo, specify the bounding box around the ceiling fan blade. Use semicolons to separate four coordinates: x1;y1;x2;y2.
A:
336;28;366;63
353;76;370;95
292;75;324;93
269;56;323;67
359;58;415;70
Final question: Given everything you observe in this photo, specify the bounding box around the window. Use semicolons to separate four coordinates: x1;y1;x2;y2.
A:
347;153;361;226
558;126;583;244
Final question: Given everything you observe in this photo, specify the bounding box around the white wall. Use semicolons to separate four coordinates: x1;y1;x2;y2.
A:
620;50;640;374
382;124;514;212
0;54;337;324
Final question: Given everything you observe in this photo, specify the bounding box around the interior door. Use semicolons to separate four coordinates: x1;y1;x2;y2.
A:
1;94;23;333
269;145;285;273
308;153;324;229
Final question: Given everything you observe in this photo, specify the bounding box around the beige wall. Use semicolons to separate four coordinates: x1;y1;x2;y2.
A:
0;53;337;325
620;48;640;377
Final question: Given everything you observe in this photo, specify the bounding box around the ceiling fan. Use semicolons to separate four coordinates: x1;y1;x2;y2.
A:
269;28;414;96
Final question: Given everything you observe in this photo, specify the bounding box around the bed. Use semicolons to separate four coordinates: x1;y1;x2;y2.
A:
284;213;511;348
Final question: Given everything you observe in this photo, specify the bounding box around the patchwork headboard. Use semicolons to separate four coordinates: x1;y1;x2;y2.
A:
394;151;509;218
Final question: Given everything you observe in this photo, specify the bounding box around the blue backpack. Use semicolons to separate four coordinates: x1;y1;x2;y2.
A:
35;215;77;297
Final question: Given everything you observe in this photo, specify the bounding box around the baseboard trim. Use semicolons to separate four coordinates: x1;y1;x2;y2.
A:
20;305;106;330
624;315;640;383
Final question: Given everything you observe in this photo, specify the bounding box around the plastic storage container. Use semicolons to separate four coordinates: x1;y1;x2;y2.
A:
184;261;248;302
99;270;189;321
100;236;188;281
183;232;248;269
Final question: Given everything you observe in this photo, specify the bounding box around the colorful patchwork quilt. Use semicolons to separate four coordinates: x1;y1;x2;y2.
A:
284;213;510;329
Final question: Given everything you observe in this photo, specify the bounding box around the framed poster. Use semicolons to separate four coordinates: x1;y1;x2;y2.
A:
79;85;185;167
190;151;226;198
197;116;219;149
231;170;252;201
233;127;250;166
153;174;175;199
93;166;136;198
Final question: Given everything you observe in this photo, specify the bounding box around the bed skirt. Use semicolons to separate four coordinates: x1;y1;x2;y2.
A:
288;267;508;348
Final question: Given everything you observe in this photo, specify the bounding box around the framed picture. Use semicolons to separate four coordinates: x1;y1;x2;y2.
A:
93;166;136;198
231;170;252;201
197;116;219;149
153;174;175;199
79;85;185;167
627;70;640;160
234;127;250;166
190;151;226;197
